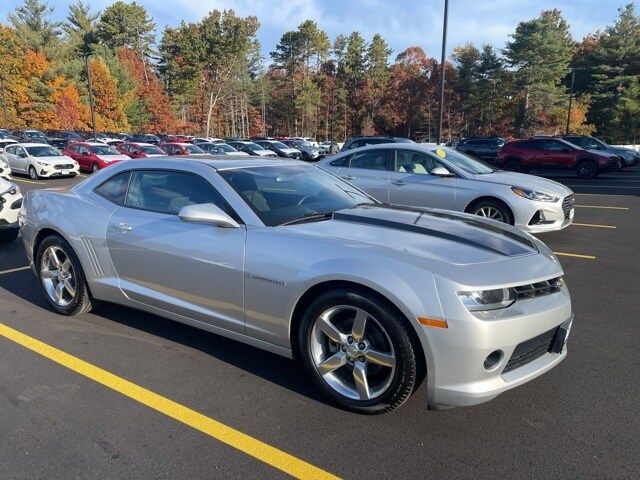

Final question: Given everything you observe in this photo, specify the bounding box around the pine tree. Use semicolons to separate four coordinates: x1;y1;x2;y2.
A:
96;1;156;59
7;0;62;57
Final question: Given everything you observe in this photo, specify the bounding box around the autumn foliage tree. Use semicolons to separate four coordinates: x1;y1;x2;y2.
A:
88;56;128;131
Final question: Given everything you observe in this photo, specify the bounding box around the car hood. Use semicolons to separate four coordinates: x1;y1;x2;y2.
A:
605;146;639;159
97;154;129;162
255;150;278;157
281;148;300;154
288;205;540;266
226;151;250;156
472;171;573;196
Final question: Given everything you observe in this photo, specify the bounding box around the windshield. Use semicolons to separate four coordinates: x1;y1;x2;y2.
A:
246;142;266;151
219;165;376;226
141;145;164;154
26;146;62;157
0;130;13;139
25;131;47;140
432;147;495;174
185;144;205;154
271;141;289;149
91;145;120;155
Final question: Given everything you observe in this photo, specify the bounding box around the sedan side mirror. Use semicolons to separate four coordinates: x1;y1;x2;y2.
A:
431;166;454;177
178;203;240;228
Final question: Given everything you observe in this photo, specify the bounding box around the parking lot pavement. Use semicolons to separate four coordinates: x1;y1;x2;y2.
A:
1;168;639;479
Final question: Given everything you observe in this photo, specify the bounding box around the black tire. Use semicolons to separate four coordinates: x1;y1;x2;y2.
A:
29;165;38;180
35;235;94;315
298;288;418;414
576;159;598;179
504;158;522;172
92;163;100;173
0;228;19;243
466;198;513;224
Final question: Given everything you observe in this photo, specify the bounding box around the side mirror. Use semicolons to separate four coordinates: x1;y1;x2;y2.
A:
178;203;240;228
431;166;454;177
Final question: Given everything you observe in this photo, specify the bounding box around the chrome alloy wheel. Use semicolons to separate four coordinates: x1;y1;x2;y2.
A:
40;246;76;307
474;206;505;222
310;305;396;401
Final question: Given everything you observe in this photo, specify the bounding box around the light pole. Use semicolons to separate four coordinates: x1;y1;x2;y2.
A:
565;68;575;134
437;0;449;145
85;55;97;140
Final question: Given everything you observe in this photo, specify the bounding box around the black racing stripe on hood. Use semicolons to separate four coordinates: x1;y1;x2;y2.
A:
333;211;525;257
378;204;538;250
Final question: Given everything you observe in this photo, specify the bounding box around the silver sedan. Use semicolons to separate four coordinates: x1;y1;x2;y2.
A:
19;158;572;413
318;144;575;233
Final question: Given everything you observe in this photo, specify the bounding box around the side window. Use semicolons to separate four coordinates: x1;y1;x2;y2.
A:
519;140;542;150
5;145;15;154
95;171;131;205
80;146;90;155
544;140;565;151
330;155;350;167
125;170;231;216
395;151;437;174
348;149;392;171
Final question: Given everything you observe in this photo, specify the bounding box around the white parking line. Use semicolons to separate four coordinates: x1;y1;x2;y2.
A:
0;266;30;275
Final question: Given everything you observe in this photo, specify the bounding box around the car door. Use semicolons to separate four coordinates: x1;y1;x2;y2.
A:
541;140;575;171
12;146;29;173
387;149;457;210
2;146;18;172
335;148;392;202
104;169;246;333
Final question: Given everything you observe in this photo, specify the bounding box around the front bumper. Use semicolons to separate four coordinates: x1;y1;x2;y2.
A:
36;163;79;177
426;267;572;408
513;194;574;233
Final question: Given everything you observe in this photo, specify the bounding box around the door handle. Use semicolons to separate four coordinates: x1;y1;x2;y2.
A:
342;175;355;181
391;180;406;186
111;221;132;232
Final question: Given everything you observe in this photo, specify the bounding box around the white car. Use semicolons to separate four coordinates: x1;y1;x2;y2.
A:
0;158;11;180
0;177;22;242
0;143;79;180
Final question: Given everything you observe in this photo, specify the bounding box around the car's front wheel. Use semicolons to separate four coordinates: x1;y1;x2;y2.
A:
29;165;39;180
299;288;418;414
92;163;100;173
36;235;94;315
467;199;513;224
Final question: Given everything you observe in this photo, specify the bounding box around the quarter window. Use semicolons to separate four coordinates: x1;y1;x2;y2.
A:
124;170;231;216
95;171;131;205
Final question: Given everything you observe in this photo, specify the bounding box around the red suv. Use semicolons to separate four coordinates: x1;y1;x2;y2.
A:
497;138;620;178
64;141;130;172
117;142;167;158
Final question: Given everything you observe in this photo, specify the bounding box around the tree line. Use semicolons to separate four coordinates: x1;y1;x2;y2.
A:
1;0;638;143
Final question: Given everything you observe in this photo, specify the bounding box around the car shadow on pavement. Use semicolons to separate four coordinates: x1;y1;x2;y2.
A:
0;271;329;406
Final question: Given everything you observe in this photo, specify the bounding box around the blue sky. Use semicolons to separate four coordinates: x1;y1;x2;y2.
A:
0;0;633;59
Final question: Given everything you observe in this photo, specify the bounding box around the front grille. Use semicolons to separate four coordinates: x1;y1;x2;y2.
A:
503;327;559;373
514;277;563;300
54;164;74;170
562;194;574;221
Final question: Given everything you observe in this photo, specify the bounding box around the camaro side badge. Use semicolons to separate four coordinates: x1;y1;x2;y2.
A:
246;273;286;286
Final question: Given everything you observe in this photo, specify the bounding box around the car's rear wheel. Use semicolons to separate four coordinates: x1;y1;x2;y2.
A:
29;166;38;180
576;160;598;179
36;235;94;315
503;158;521;172
299;288;417;414
467;199;513;224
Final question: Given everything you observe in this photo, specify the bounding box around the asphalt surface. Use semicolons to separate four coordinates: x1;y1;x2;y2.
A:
1;166;639;479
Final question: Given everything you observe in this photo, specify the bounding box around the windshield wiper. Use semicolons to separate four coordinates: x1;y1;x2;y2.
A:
280;212;334;226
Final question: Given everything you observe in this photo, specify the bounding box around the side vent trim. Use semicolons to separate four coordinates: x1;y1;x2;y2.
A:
80;237;104;276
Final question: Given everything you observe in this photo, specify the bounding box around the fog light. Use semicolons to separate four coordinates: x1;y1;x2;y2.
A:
484;350;503;370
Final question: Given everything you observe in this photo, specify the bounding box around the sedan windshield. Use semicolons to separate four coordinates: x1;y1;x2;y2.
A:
246;142;266;151
26;146;62;157
91;145;120;155
25;131;47;140
219;165;376;226
434;147;496;174
219;144;238;152
185;144;205;154
141;145;165;154
271;141;290;149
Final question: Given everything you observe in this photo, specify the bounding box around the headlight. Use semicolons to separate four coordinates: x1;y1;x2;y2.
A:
457;288;516;311
511;187;558;202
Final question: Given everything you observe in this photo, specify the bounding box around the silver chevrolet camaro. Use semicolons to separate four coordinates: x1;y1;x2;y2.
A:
19;158;573;413
318;144;575;233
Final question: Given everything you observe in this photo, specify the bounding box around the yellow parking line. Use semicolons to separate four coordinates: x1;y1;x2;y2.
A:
0;266;31;275
11;178;46;185
554;252;596;260
0;322;339;480
575;205;629;210
572;223;617;229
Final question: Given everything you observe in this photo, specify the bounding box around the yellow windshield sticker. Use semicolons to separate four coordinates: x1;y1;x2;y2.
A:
435;148;446;157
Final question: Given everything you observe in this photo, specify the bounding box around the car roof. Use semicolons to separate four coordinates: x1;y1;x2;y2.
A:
16;142;51;147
